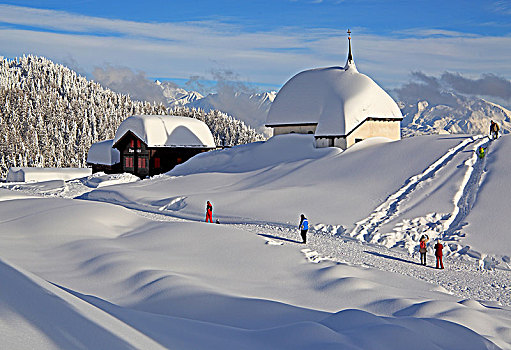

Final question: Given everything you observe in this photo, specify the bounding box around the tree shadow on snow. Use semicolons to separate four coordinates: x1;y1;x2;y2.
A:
258;233;303;244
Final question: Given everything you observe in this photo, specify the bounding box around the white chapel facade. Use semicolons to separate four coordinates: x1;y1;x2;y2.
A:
265;31;403;149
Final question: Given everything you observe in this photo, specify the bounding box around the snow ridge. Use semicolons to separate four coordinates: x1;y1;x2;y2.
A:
349;136;483;243
0;257;166;349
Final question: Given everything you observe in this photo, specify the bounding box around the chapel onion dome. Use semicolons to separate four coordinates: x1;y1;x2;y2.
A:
266;31;402;138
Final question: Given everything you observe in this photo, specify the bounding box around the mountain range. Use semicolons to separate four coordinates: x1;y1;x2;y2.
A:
399;93;511;137
156;80;511;138
156;80;275;136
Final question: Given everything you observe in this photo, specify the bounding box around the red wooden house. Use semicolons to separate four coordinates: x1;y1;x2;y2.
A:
88;115;216;178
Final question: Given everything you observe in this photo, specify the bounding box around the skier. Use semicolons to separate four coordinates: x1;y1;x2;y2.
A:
490;120;500;140
434;239;444;269
205;201;213;223
477;146;486;159
299;214;309;244
419;234;429;266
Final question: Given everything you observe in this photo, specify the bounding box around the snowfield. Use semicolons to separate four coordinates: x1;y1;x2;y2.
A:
1;134;511;349
83;134;511;266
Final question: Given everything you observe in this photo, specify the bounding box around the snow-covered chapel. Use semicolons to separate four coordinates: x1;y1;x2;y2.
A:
266;31;403;149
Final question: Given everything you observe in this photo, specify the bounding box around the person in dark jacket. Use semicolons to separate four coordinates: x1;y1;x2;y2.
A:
299;214;309;244
419;234;429;266
434;239;444;269
490;120;500;140
205;201;213;223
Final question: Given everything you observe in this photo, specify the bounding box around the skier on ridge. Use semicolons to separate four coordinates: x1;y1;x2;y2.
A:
490;120;500;140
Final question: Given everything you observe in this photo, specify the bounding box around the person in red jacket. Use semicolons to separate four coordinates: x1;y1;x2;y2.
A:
205;201;213;223
434;239;444;269
419;234;429;266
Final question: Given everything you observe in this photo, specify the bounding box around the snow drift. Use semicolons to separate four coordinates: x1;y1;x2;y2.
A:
0;193;508;349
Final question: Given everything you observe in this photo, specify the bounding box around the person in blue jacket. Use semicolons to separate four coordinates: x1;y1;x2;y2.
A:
299;214;309;244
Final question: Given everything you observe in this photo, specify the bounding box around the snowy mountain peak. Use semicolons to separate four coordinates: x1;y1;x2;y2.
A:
257;91;277;103
169;90;204;107
401;94;511;137
482;99;511;120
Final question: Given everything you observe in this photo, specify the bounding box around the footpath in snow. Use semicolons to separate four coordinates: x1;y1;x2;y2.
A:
136;210;511;307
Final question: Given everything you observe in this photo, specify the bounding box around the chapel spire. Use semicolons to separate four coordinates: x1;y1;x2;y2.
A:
344;29;357;71
347;29;353;63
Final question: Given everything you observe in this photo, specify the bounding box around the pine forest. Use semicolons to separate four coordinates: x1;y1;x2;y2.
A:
0;55;265;178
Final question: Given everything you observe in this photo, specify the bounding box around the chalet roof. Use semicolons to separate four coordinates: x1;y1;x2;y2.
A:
112;115;216;149
266;34;402;137
87;139;120;165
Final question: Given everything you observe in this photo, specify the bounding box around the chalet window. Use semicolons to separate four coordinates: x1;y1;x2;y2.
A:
138;157;147;169
176;157;182;164
125;156;134;168
129;140;134;148
137;139;141;148
154;157;161;168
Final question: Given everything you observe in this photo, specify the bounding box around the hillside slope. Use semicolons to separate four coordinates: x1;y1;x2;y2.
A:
82;134;511;268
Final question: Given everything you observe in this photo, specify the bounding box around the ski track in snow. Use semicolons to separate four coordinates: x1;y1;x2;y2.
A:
342;135;510;270
134;210;511;307
443;138;489;236
349;136;484;243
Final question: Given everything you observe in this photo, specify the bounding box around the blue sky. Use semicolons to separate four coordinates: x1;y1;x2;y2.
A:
2;0;509;35
0;0;510;94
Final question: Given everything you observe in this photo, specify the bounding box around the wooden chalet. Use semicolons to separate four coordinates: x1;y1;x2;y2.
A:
86;139;121;174
88;115;216;178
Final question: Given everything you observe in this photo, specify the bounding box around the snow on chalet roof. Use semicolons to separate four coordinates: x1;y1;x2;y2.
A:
266;62;403;137
113;115;216;148
87;139;120;165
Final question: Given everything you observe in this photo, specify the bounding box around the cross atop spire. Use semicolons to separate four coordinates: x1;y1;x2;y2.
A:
347;29;353;64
